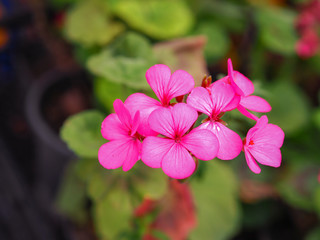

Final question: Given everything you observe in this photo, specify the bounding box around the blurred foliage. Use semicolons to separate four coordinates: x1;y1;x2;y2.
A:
87;32;156;90
111;0;194;39
190;161;240;240
60;110;105;158
64;0;124;46
55;0;320;239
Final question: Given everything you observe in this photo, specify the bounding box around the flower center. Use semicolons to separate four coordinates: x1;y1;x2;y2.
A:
249;140;254;145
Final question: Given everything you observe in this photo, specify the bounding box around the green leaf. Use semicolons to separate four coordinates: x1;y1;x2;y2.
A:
56;162;87;224
87;32;157;90
306;227;320;240
266;81;310;135
64;0;124;46
111;0;194;39
133;163;167;199
94;77;136;112
192;21;230;63
93;188;133;239
276;162;319;211
256;7;298;55
313;108;320;131
313;186;320;217
60;110;105;158
190;161;240;240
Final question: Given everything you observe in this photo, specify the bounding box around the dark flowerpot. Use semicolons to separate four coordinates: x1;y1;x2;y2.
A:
25;69;92;200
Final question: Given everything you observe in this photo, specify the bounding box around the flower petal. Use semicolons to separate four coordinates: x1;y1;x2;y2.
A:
233;71;254;96
101;113;128;140
162;143;196;179
145;64;171;103
244;149;261;174
200;121;242;160
237;105;258;121
114;99;132;129
172;103;198;137
141;137;175;168
125;93;161;136
166;70;195;100
224;94;241;111
131;111;140;136
98;139;139;170
122;140;141;171
249;144;282;168
149;107;175;138
210;81;236;113
187;87;213;116
240;95;271;112
181;128;219;160
227;59;244;96
252;124;285;148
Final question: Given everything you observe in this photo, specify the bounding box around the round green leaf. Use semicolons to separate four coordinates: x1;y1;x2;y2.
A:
256;7;298;55
266;81;310;135
64;1;124;46
60;110;105;158
93;188;133;239
192;21;230;63
190;161;240;240
112;0;194;39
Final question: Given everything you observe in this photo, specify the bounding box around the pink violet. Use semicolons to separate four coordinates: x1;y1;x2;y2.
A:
243;115;285;174
98;99;142;171
141;103;219;179
125;64;195;137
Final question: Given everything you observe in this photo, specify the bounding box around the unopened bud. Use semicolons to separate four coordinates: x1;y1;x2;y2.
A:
201;75;212;88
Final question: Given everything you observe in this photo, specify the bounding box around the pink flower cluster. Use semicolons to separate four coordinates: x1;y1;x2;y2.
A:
98;60;285;179
295;0;320;58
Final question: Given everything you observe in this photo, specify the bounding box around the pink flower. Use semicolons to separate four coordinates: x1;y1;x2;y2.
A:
187;81;242;160
141;103;219;179
125;64;195;136
296;28;319;58
98;99;142;171
215;59;271;120
243;115;285;174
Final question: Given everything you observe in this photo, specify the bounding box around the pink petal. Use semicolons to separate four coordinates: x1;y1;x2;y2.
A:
187;87;213;116
148;107;175;138
233;71;254;96
240;95;271;112
210;81;236;113
131;111;140;137
125;93;161;136
145;64;171;104
141;136;175;168
244;149;261;174
237;105;259;121
172;103;198;136
101;114;128;140
181;128;219;160
224;94;241;111
122;140;141;171
200;121;242;160
113;99;132;129
249;144;282;168
162;143;196;179
227;59;244;96
166;70;195;100
251;125;284;148
98;139;139;170
246;115;268;140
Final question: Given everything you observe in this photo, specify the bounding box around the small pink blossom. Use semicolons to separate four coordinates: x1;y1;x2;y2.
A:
141;103;219;179
214;59;271;121
187;81;242;160
296;28;320;58
98;99;142;171
243;115;285;174
125;64;195;136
